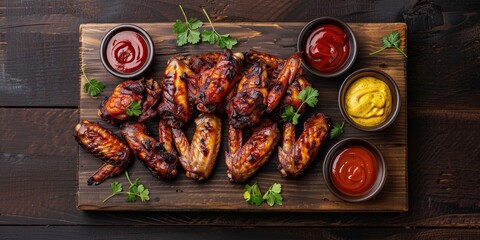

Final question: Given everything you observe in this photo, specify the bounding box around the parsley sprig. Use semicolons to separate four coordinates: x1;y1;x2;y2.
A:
102;171;150;203
126;101;142;117
370;31;407;58
201;8;238;49
282;86;319;125
330;121;345;139
244;183;283;207
172;5;238;49
82;67;105;97
173;5;203;46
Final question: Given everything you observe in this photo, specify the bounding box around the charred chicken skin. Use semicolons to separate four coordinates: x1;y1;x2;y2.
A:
225;119;280;182
121;122;178;180
278;113;330;178
99;77;161;125
157;57;195;128
74;120;132;185
188;49;244;113
226;63;269;129
182;52;223;74
172;114;222;181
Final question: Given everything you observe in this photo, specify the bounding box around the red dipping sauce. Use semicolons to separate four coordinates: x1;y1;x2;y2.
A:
331;145;378;196
304;24;349;73
106;31;148;74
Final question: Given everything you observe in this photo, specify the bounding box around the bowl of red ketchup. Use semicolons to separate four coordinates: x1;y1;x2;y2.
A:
100;24;154;79
323;138;387;202
297;17;357;78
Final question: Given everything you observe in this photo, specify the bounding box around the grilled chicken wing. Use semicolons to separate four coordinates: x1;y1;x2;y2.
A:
266;52;302;113
225;119;280;182
157;57;195;128
182;52;223;73
226;63;269;129
121;122;178;180
189;50;244;113
172;114;222;181
74;120;132;185
278;113;330;178
99;78;161;125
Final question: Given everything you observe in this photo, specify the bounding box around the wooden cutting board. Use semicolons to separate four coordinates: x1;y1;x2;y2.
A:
78;22;407;211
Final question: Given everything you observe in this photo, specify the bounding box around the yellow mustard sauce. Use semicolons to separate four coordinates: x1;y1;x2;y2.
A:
344;77;392;127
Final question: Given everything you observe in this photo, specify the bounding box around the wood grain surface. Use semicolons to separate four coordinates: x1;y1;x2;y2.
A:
0;0;479;238
77;23;408;211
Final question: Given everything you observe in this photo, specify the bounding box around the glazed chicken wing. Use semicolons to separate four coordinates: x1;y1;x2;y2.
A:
182;52;223;73
172;114;222;181
226;63;269;129
74;120;132;185
121;121;178;180
189;50;244;113
278;113;330;178
157;57;195;128
99;77;161;125
266;52;302;113
225;119;280;182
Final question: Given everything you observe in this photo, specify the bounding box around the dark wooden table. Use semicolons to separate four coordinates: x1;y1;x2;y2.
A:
1;1;479;239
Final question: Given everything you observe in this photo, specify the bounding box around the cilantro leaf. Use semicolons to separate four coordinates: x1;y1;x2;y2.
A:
82;67;105;97
201;8;238;49
244;183;263;206
282;86;319;125
102;171;151;203
173;5;203;46
262;183;283;207
330;121;345;140
126;101;142;117
370;31;407;58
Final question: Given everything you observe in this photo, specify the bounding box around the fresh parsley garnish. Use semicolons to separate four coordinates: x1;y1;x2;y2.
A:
82;67;105;97
244;183;283;207
369;31;407;58
330;121;345;139
126;101;142;117
173;5;203;46
282;86;319;125
201;8;238;49
102;171;150;203
173;5;238;49
263;183;283;206
243;183;264;206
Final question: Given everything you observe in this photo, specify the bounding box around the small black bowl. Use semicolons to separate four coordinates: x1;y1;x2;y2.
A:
297;17;357;78
323;138;387;202
100;24;154;79
338;68;401;131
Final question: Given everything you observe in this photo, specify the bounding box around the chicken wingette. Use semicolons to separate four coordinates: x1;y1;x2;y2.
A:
172;113;222;181
121;121;178;180
278;113;330;178
225;119;280;182
74;120;132;185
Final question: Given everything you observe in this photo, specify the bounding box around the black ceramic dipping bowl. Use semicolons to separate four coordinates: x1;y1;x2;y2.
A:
100;24;155;79
338;68;401;131
323;138;387;202
297;17;357;78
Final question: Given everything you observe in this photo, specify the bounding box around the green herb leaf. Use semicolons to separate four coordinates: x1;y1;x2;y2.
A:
126;101;142;117
282;86;319;125
244;183;263;206
262;183;283;207
82;67;105;97
201;8;238;49
173;5;203;46
330;121;345;140
102;171;151;203
111;181;122;194
370;31;407;58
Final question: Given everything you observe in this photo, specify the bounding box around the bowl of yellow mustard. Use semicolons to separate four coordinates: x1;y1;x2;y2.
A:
338;68;400;131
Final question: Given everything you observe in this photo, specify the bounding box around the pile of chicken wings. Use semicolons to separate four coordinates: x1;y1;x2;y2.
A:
74;49;331;185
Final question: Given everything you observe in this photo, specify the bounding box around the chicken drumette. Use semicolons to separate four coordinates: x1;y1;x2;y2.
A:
99;77;161;126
